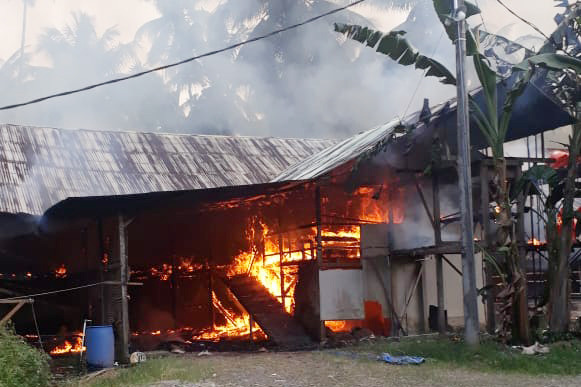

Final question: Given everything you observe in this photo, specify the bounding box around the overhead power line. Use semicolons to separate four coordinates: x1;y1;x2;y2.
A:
0;0;366;111
495;0;553;42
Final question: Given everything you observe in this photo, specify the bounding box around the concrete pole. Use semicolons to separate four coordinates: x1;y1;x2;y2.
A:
454;0;480;345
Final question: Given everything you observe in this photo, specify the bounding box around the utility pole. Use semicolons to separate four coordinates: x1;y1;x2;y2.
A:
453;0;480;346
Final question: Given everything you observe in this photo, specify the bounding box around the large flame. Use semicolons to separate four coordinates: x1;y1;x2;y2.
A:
50;334;85;355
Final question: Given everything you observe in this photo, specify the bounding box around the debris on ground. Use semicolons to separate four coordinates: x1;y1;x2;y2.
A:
197;350;211;356
130;351;147;364
379;353;425;365
521;342;550;355
170;344;186;354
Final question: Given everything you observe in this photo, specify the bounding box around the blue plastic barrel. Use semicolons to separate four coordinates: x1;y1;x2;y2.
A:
85;325;115;368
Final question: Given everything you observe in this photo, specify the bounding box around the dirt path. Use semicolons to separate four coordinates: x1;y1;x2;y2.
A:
184;351;581;387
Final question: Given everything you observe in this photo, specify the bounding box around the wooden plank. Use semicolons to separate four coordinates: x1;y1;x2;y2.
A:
0;301;26;325
391;242;462;256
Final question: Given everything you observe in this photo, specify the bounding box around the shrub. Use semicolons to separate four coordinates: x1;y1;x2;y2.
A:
0;323;51;387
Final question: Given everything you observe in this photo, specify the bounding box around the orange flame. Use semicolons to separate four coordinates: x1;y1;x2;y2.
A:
528;238;543;247
54;264;67;279
50;335;85;355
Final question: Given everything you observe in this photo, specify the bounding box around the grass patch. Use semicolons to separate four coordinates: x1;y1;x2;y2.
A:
357;337;581;376
70;357;212;387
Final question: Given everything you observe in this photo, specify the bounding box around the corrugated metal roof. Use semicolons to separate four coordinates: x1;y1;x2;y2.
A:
0;124;336;215
271;118;400;182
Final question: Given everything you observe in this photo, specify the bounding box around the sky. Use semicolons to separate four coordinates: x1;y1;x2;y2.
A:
0;0;571;146
0;0;560;62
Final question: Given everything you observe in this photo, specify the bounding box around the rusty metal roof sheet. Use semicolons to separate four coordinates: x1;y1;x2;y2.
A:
0;124;336;215
271;118;400;182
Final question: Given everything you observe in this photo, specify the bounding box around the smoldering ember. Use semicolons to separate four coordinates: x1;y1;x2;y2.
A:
0;1;580;387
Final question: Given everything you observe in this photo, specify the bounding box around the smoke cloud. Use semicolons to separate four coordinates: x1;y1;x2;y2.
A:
0;0;564;139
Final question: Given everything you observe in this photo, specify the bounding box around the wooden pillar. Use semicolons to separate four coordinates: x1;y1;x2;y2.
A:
432;169;446;334
315;186;323;267
117;214;130;364
97;218;106;325
480;162;496;334
278;223;285;311
208;268;214;330
315;185;325;340
170;255;177;329
515;164;531;343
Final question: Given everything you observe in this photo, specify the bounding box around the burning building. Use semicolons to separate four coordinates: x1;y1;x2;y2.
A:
0;37;577;362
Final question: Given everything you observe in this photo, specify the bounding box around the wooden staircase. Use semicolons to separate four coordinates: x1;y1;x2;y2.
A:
226;275;313;348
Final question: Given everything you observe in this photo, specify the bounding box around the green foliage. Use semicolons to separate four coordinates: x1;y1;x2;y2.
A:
359;337;581;375
334;24;457;85
0;324;51;387
514;53;581;74
432;0;480;55
71;357;211;387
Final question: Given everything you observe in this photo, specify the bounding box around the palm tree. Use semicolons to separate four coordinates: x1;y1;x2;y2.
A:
335;0;580;343
31;12;129;128
135;0;427;136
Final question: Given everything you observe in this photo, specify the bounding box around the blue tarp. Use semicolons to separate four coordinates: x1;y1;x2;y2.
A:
379;353;425;365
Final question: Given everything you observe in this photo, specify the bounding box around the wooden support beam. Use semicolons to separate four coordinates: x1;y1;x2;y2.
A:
0;299;33;325
315;185;325;341
442;255;463;277
432;168;446;335
391;242;462;257
400;263;424;325
515;165;531;343
414;177;436;232
117;214;130;364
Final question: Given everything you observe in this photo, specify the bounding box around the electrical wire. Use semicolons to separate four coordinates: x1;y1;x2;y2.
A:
0;282;106;301
0;0;366;112
495;0;552;42
30;303;43;350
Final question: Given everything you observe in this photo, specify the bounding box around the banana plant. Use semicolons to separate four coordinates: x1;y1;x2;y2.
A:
335;0;581;343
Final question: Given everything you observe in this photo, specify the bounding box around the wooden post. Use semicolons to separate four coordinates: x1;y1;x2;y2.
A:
97;218;106;325
315;186;323;267
249;315;254;341
315;185;325;340
170;255;177;329
432;169;446;334
278;230;285;311
117;214;130;364
0;299;33;325
208;268;214;330
515;165;531;343
480;162;496;334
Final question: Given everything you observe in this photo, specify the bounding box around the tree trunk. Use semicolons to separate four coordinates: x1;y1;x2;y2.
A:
549;121;580;332
492;157;531;344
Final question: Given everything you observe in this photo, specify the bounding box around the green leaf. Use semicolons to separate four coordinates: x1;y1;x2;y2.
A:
334;23;457;85
514;53;581;73
473;54;499;141
498;69;534;143
432;0;481;55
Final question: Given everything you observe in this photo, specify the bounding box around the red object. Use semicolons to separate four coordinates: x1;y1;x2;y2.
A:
549;149;581;169
363;300;388;336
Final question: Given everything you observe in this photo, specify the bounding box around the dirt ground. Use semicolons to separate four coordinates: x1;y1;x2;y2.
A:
149;351;581;387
